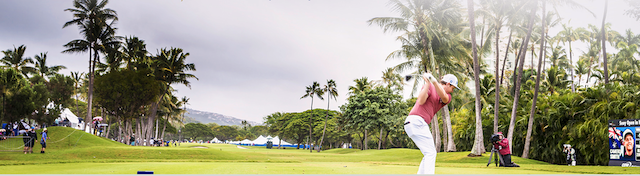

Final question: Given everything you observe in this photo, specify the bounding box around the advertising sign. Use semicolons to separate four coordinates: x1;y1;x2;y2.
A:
608;119;640;166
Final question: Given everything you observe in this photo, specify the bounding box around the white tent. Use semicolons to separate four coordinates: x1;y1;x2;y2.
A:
210;137;222;143
58;108;84;130
251;135;268;145
271;136;293;145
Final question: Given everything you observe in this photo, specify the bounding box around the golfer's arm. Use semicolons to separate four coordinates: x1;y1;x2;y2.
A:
416;82;431;105
431;82;450;104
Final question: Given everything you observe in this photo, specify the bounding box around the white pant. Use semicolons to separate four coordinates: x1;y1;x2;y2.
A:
404;115;436;174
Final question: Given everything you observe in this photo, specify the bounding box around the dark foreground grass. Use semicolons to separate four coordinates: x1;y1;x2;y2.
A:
1;127;638;174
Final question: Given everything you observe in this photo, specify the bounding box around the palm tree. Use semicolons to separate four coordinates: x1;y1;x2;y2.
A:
507;0;538;155
318;79;338;152
574;59;589;88
348;77;372;96
301;81;324;153
556;21;580;92
34;52;67;78
522;1;548;159
615;29;640;49
369;0;471;152
63;0;119;131
1;45;36;78
122;36;148;70
601;0;610;84
467;0;485;156
70;71;84;116
179;96;190;143
478;0;519;134
149;47;197;146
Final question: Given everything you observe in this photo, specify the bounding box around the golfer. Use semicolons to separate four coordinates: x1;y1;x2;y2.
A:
404;73;459;174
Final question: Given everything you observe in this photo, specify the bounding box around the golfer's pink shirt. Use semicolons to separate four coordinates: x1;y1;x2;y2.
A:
409;83;451;124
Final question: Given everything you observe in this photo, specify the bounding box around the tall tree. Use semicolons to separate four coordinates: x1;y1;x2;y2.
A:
34;52;67;78
70;71;84;116
179;96;189;142
148;47;197;146
523;1;547;159
1;45;36;78
467;0;485;156
318;79;338;152
478;0;516;134
556;22;579;92
507;0;538;154
63;0;119;131
300;81;324;152
601;0;610;84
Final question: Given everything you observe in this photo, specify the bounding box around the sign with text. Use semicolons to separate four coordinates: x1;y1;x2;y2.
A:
608;119;640;167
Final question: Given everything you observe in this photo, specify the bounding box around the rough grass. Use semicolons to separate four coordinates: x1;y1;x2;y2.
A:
1;127;638;174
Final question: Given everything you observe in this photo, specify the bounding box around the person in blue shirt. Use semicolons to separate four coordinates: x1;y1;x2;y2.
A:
40;128;49;154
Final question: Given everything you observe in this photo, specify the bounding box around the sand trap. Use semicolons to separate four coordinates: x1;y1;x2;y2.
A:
191;146;208;149
236;146;248;149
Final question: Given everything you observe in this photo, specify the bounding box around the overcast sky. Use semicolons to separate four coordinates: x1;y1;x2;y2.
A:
0;0;637;124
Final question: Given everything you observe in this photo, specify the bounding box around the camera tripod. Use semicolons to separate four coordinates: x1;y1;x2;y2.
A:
486;146;505;167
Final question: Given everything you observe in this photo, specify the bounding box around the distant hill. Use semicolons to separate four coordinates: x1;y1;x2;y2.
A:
184;108;261;126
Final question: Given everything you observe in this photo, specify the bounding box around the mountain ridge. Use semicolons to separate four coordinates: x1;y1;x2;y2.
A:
184;108;262;126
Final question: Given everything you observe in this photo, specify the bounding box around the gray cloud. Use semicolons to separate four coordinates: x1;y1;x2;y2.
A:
1;0;637;123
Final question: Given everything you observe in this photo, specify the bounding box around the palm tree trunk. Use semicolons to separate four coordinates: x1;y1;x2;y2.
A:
444;105;456;152
105;115;111;139
467;0;485;156
319;97;330;152
602;0;609;84
441;112;448;151
117;116;122;143
500;30;513;86
432;112;441;152
511;38;525;93
569;41;575;92
136;117;142;146
508;0;538;154
494;25;502;134
161;118;167;140
309;97;313;153
523;2;546;159
155;117;160;139
531;44;535;69
75;87;79;117
85;47;92;132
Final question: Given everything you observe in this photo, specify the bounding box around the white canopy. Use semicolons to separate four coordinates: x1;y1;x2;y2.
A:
251;135;268;144
270;136;293;145
210;137;222;143
240;139;252;143
59;108;80;123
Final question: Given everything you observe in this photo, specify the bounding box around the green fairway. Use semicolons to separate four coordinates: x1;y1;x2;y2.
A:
1;127;638;174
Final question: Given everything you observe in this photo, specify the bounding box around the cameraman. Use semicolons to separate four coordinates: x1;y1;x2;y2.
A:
563;144;576;166
493;132;519;167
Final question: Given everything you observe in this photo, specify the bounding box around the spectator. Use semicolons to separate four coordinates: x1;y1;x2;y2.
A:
23;128;30;154
40;128;49;154
130;134;136;146
28;127;37;154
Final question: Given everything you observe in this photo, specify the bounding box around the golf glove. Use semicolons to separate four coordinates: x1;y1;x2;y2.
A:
423;73;437;83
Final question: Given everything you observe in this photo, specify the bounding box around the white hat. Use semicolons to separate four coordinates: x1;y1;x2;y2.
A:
623;129;633;139
441;74;460;90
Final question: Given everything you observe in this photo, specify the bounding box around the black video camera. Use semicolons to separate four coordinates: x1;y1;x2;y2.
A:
490;134;501;144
